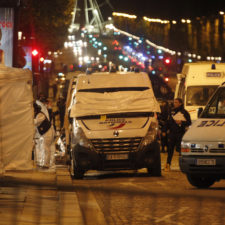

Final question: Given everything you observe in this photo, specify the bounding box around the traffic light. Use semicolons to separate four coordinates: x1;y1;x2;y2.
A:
32;48;39;73
164;57;171;65
32;49;39;57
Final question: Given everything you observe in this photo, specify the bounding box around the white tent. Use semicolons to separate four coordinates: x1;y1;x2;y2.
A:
0;63;34;172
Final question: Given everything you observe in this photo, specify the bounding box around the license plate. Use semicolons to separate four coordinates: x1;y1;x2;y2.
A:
196;159;216;166
106;154;128;160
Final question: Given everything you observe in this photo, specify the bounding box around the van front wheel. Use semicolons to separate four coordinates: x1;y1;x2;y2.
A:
70;155;85;179
147;165;161;176
147;142;161;177
187;174;215;188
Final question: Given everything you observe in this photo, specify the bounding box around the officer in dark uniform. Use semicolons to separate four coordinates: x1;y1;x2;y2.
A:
158;100;170;153
165;98;191;171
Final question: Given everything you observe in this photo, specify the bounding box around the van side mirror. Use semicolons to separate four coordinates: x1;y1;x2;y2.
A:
197;107;203;118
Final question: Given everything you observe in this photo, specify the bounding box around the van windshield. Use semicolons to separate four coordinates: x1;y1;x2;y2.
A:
186;86;217;106
201;87;225;118
78;87;149;93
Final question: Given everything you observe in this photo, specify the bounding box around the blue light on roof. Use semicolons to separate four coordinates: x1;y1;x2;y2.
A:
191;144;196;148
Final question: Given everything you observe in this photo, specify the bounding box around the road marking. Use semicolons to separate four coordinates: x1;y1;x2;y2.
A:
156;181;167;187
154;207;189;224
120;181;150;191
77;190;108;225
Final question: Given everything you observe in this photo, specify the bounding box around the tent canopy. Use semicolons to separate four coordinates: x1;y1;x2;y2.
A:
0;64;34;172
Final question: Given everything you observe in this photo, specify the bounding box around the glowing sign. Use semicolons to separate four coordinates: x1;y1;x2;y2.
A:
0;8;14;67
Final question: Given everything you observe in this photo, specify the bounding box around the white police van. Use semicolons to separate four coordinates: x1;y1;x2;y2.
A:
175;62;225;121
179;82;225;188
68;72;161;179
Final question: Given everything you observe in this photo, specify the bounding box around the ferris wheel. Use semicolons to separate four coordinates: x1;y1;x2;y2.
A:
69;0;113;33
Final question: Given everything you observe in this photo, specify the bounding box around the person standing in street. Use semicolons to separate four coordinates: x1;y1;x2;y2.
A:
57;96;66;129
33;102;55;169
158;100;170;153
165;98;191;171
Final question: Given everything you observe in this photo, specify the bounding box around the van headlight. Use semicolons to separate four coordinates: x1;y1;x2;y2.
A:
181;141;191;154
140;121;158;147
72;126;91;148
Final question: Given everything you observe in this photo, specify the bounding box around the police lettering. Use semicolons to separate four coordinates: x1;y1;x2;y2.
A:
197;120;225;127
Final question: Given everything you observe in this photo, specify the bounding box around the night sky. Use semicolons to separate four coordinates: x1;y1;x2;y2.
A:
108;0;225;19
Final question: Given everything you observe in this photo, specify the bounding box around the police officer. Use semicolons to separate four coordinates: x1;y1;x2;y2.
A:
165;98;191;171
158;100;170;153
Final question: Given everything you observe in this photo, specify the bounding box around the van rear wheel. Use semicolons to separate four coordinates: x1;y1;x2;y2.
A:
187;174;215;188
70;153;85;179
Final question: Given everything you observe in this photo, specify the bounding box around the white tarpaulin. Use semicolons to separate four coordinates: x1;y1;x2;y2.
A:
0;64;34;172
70;90;160;117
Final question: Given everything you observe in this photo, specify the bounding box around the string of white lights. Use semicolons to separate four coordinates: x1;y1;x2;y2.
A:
106;24;177;55
110;12;224;61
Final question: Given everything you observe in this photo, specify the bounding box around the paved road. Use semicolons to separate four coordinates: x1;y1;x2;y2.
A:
1;153;225;225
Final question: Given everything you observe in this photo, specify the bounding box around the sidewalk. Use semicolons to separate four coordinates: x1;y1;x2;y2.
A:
0;165;84;225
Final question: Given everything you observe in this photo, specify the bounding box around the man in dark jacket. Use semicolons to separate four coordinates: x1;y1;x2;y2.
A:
158;100;170;153
165;98;191;171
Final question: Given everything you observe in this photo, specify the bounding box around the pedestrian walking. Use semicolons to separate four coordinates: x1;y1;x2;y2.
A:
165;98;191;171
158;100;170;153
33;102;56;169
57;96;66;129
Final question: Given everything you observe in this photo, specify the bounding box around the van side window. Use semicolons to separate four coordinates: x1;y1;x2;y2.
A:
186;86;217;106
218;96;225;114
202;88;225;118
177;77;185;100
